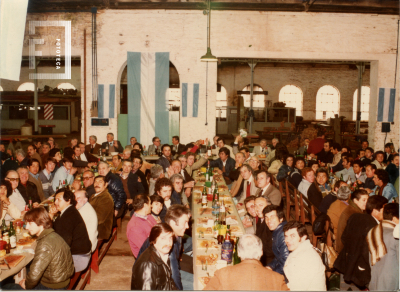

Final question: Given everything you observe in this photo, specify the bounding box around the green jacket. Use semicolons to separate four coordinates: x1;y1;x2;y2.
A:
26;228;74;289
89;189;115;240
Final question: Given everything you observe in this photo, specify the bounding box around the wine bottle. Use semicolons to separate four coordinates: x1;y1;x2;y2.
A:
9;223;16;249
201;186;208;207
1;219;8;236
207;141;212;156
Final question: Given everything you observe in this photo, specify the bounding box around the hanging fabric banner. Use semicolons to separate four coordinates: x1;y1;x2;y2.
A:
181;83;199;118
377;88;395;122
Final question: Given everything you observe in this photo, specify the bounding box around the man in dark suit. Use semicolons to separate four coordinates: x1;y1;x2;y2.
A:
101;133;124;154
210;147;235;185
79;143;98;163
132;156;149;194
85;135;102;155
171;136;185;157
120;159;145;203
254;196;274;266
156;144;172;172
82;170;96;197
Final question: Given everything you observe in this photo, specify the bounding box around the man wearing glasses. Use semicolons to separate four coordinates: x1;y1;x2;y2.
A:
4;170;29;220
82;170;95;197
148;137;161;156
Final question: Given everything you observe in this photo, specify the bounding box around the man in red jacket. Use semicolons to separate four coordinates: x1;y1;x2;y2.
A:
308;130;326;158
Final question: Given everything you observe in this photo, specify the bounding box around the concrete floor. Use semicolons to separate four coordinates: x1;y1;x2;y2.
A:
79;215;136;290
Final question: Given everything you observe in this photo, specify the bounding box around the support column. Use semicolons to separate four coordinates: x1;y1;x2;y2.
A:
355;63;364;134
33;58;39;134
248;60;257;134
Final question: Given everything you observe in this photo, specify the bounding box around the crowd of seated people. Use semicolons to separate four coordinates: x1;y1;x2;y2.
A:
0;131;398;291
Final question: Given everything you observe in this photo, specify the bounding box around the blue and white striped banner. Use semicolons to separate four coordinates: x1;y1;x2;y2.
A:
182;83;199;118
97;84;115;119
377;88;395;122
127;52;169;147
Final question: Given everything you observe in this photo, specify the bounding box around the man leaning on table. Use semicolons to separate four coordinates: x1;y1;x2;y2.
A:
204;234;289;291
3;207;74;290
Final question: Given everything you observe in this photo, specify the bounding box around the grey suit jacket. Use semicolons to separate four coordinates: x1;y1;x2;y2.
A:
252;145;272;156
147;144;161;155
256;184;282;206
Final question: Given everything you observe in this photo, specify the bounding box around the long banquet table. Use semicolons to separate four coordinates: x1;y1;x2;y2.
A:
191;170;246;290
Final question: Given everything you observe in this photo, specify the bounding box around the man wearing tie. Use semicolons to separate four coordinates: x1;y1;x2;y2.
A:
236;164;259;204
148;137;161;155
85;135;102;154
252;139;272;156
255;170;281;206
101;133;124;154
170;136;185;156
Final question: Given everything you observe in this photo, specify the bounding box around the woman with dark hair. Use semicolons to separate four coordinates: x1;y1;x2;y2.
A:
48;147;62;172
131;223;177;290
150;194;164;223
277;154;295;182
287;158;305;188
0;179;21;222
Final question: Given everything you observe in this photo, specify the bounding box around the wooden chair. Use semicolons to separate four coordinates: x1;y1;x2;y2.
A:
91;227;117;273
67;266;91;290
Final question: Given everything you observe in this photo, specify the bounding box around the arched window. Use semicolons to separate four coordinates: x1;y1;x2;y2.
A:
279;85;303;116
315;85;340;120
216;84;227;119
17;82;35;91
352;86;370;121
242;84;265;108
57;83;76;90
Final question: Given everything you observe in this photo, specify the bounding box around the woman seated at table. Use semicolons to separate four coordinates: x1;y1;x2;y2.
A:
0;179;21;223
277;154;295;182
287;158;305;188
297;167;323;207
150;194;164;223
268;149;287;179
248;156;262;171
315;168;331;197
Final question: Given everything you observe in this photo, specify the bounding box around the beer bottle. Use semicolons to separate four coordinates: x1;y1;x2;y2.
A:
201;186;208;207
233;237;241;265
340;174;344;181
207;141;212;157
206;161;210;181
1;219;8;236
9;222;16;249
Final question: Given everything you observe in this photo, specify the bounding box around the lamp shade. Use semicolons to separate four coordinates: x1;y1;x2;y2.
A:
200;47;217;62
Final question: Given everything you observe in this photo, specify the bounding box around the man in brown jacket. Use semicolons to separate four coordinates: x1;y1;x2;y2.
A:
327;186;351;242
336;189;368;253
89;175;114;240
204;234;288;291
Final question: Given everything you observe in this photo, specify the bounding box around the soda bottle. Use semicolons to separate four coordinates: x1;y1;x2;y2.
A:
221;233;233;264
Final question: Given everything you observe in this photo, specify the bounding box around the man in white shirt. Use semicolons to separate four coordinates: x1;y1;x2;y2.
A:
353;160;367;184
237;165;259;204
335;156;356;182
75;190;98;253
4;170;27;221
283;221;326;291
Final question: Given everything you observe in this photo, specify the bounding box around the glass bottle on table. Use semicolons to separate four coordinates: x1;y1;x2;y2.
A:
207;141;212;157
220;200;226;225
206;161;210;181
1;219;8;236
233;237;241;265
221;233;233;264
28;197;33;210
201;186;208;207
9;222;16;249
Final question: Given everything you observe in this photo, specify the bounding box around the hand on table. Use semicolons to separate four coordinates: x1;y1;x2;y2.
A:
19;279;26;289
